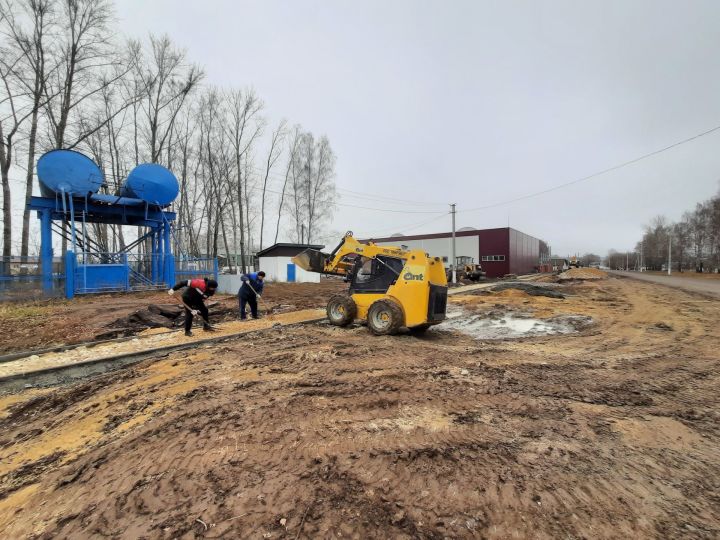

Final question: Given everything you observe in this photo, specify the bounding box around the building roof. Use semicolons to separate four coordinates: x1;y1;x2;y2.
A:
256;243;325;258
363;227;533;243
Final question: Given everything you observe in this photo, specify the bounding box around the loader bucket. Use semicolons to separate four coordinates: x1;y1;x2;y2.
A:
292;249;330;273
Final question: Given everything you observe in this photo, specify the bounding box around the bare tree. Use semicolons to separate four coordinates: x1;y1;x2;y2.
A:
2;0;54;258
274;124;300;244
43;0;129;148
284;131;337;244
0;35;30;259
0;1;341;273
258;119;285;249
226;88;263;272
134;34;203;164
305;134;336;243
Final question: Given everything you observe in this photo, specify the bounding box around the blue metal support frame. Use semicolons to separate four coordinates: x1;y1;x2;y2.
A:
65;251;76;299
28;196;176;228
26;195;216;299
163;220;174;285
40;208;53;293
29;196;179;298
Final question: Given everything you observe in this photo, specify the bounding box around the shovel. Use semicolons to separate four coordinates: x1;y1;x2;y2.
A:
171;292;217;331
244;280;281;327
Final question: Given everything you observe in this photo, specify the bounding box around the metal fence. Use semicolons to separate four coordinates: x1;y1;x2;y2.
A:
175;257;218;284
126;253;165;291
1;253;218;299
0;256;65;301
73;252;169;294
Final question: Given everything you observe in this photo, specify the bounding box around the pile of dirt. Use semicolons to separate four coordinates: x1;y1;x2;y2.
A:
96;300;242;340
558;267;608;280
97;304;183;339
489;282;566;299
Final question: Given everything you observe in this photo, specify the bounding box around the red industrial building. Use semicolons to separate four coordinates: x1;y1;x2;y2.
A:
367;227;548;278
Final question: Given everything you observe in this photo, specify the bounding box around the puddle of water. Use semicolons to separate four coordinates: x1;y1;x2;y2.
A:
443;307;590;340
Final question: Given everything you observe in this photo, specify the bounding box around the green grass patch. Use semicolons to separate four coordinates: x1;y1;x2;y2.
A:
0;303;51;320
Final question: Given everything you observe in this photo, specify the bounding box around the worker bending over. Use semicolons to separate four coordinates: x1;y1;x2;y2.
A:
238;271;265;320
169;277;218;336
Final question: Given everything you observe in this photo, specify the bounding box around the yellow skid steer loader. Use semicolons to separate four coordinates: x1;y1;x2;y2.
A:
292;232;448;335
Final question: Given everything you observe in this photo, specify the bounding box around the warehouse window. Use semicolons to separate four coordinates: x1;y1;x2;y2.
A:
481;255;506;262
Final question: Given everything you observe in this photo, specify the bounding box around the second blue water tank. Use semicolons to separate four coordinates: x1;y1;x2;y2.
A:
120;163;179;206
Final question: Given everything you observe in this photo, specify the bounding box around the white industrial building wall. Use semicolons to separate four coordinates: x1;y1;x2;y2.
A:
373;236;479;266
258;256;320;283
216;274;242;295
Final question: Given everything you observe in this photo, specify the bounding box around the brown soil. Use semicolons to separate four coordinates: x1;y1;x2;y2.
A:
558;267;608;280
0;280;344;354
1;277;719;538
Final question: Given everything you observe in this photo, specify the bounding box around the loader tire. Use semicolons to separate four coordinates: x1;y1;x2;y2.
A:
367;299;404;335
326;295;356;327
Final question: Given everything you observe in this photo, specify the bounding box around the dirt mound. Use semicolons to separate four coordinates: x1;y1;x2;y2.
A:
98;304;183;339
558;267;608;280
97;301;241;340
490;282;566;299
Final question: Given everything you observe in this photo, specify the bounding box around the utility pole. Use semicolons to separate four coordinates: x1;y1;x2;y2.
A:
451;203;457;284
626;252;628;271
668;235;672;276
640;242;643;272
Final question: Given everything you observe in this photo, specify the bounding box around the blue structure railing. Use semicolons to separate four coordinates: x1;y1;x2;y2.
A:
175;257;219;284
1;252;219;300
28;195;180;299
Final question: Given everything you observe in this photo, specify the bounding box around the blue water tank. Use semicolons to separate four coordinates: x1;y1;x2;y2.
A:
37;150;104;197
120;163;179;206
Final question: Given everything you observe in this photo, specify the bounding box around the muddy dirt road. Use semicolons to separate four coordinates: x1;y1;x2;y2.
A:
612;270;720;298
0;277;718;538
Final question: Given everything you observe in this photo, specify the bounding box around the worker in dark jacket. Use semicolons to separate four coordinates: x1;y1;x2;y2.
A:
238;271;265;320
169;277;218;336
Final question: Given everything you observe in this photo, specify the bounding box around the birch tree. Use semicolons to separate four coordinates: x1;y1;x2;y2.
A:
226;88;263;272
258;119;285;249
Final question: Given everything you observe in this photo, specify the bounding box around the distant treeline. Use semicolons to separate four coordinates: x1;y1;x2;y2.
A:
607;190;720;272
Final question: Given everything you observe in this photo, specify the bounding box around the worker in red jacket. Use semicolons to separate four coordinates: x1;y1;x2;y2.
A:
169;277;218;336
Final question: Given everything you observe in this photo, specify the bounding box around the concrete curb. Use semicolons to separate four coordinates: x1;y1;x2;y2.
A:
0;334;143;365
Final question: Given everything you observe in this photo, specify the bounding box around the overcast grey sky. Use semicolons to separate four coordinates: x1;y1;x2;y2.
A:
116;0;720;256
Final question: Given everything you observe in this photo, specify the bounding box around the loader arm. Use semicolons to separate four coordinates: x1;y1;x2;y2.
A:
292;233;408;277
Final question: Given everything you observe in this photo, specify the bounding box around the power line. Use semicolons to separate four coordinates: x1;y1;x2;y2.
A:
358;212;449;238
334;187;446;208
458;122;720;213
333;202;444;214
228;182;446;214
233;163;446;207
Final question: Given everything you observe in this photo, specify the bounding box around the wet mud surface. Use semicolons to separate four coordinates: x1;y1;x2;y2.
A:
0;277;719;538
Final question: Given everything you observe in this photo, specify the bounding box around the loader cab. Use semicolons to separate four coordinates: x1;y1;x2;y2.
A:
349;256;405;294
